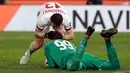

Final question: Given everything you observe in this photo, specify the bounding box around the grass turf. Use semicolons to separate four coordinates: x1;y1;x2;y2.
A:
0;32;129;73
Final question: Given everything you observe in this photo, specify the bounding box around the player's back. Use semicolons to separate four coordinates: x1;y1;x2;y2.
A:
45;39;76;69
37;2;70;29
38;2;66;17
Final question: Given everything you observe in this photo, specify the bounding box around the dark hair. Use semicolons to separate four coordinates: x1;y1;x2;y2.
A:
46;31;63;40
50;13;63;26
0;0;4;4
86;0;103;5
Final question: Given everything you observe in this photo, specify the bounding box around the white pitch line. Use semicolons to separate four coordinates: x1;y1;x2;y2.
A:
0;36;32;40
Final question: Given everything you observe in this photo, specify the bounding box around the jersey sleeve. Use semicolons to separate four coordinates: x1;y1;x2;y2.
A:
62;15;72;31
36;5;44;30
36;20;44;30
36;14;49;30
45;45;55;68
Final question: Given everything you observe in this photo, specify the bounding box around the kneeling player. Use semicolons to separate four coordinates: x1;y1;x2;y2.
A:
44;26;120;71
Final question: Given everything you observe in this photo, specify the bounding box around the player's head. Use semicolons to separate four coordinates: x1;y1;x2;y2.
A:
47;31;63;40
50;13;63;27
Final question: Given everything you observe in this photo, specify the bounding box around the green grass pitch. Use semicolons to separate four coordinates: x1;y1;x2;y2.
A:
0;32;130;73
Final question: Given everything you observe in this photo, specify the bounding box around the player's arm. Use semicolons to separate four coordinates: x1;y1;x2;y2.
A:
62;15;75;40
35;11;50;38
45;46;55;68
35;26;50;38
35;22;50;38
64;28;74;40
35;26;45;38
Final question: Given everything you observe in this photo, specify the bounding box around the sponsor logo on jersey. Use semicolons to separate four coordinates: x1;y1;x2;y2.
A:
43;9;65;14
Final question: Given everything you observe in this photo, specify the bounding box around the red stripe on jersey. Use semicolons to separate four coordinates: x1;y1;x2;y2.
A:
36;25;43;30
65;27;72;31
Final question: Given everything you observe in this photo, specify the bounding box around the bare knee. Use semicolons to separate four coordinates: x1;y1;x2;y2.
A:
32;38;44;49
35;42;43;49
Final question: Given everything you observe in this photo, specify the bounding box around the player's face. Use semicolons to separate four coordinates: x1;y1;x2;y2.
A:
52;24;61;30
52;24;64;36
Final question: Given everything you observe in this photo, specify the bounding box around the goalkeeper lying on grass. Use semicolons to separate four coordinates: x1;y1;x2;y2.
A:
44;26;120;71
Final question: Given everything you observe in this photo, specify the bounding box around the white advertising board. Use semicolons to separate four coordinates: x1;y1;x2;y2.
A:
4;5;130;32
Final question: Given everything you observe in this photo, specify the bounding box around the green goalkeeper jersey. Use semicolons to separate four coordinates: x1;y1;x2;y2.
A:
45;39;106;70
45;39;76;69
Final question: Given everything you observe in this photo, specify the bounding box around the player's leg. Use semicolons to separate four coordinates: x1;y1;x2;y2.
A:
67;26;95;71
20;28;44;64
100;28;120;70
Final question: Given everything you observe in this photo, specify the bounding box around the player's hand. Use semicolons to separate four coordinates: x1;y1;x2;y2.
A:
44;59;48;68
53;26;64;36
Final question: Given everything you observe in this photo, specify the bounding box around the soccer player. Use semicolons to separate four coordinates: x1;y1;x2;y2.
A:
20;2;74;64
44;26;120;71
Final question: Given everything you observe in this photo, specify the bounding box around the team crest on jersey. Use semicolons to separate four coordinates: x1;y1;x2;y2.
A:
68;23;72;27
37;11;40;16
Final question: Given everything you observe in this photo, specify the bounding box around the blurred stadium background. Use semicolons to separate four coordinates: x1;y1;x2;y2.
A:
0;0;130;73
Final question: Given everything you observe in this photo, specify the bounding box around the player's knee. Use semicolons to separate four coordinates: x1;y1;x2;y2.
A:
112;60;120;70
32;41;43;49
113;64;120;70
34;39;44;49
116;65;120;70
67;64;79;71
36;42;43;49
67;61;81;71
111;65;120;70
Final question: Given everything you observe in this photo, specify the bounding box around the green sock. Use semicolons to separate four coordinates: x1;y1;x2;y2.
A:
105;40;117;60
105;40;120;68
